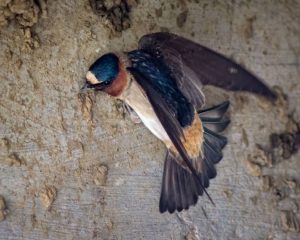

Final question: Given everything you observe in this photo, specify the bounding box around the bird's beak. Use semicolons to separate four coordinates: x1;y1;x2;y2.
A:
87;81;109;91
80;80;109;93
80;81;92;94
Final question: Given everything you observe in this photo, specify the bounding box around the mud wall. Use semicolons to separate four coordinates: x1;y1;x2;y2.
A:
0;1;300;239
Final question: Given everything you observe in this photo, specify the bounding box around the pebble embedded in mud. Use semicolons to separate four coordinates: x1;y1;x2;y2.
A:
39;186;57;209
93;164;108;186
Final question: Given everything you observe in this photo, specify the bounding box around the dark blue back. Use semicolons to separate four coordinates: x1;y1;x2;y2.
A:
128;50;194;127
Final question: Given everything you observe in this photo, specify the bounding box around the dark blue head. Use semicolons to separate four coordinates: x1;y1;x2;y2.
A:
86;53;119;85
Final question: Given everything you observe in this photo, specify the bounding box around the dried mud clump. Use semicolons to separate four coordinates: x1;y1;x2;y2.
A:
184;225;200;240
281;211;300;232
242;16;256;40
249;144;273;167
247;91;300;233
263;175;300;232
0;0;47;29
4;152;25;166
22;27;40;51
223;189;233;200
270;178;297;203
0;195;9;221
39;186;57;210
244;158;262;177
270;130;300;160
245;145;273;177
79;91;95;123
89;0;138;32
176;10;188;28
93;164;108;186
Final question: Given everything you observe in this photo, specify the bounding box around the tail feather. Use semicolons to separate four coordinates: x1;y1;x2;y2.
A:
179;167;190;209
175;166;184;212
198;101;230;118
168;159;177;213
159;101;230;213
160;152;200;213
172;167;181;209
159;150;214;213
203;127;227;150
200;117;230;132
203;141;223;164
203;156;217;179
200;162;210;188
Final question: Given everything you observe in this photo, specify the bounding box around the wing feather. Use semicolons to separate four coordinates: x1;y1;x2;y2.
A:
139;32;277;108
127;67;215;205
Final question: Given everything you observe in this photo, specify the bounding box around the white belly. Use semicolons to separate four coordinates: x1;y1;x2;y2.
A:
120;80;170;144
138;112;169;142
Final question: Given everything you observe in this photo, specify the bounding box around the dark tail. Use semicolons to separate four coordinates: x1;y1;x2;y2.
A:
159;101;230;213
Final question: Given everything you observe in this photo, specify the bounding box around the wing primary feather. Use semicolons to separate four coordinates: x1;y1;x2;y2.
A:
139;32;277;102
128;67;215;206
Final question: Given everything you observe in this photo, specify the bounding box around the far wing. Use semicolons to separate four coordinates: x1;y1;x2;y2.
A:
139;32;277;108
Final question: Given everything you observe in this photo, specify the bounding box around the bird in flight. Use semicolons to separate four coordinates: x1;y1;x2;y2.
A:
82;32;276;213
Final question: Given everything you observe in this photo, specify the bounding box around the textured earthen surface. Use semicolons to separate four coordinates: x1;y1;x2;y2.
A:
0;0;300;239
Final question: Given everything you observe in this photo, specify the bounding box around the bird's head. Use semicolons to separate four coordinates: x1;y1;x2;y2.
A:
83;53;120;92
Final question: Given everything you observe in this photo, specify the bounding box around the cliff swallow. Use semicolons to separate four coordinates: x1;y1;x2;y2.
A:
83;32;276;213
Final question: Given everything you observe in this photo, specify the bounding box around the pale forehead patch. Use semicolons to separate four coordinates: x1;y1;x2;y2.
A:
86;71;100;84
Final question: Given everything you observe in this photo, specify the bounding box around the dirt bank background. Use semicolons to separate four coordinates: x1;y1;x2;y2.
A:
0;0;300;239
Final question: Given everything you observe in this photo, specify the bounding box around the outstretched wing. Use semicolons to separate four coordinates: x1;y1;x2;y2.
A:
138;32;277;109
127;67;215;206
